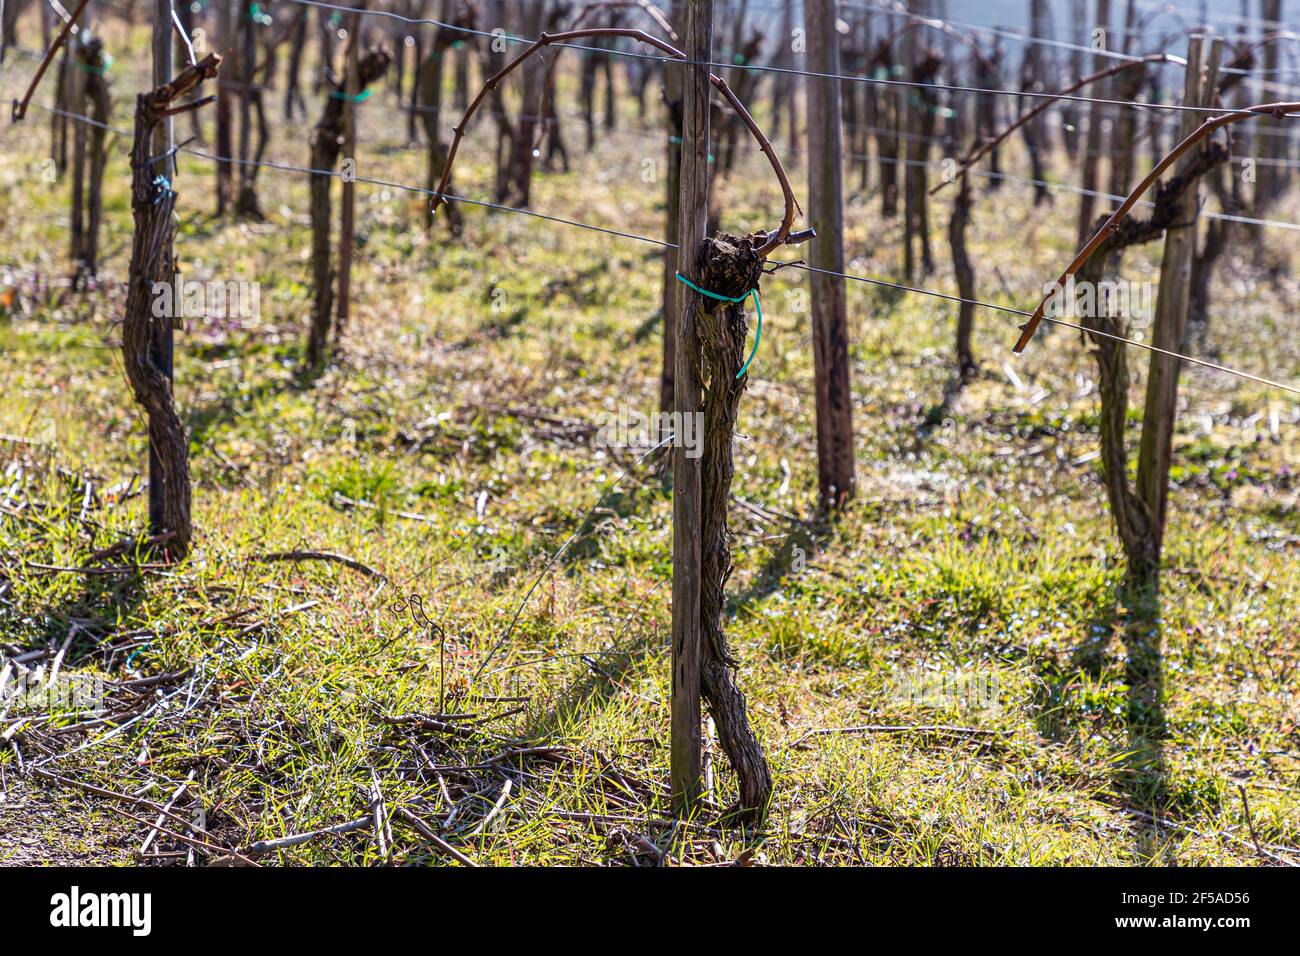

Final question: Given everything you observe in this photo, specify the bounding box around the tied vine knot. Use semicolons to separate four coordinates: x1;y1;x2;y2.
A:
674;272;763;379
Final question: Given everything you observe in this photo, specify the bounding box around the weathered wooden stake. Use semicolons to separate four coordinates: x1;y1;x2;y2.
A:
659;0;685;417
68;27;86;259
334;10;361;344
148;0;176;546
669;0;710;816
899;9;942;279
1076;0;1110;249
1134;35;1221;562
1256;0;1287;208
234;0;260;217
805;0;855;510
215;0;234;214
69;32;109;289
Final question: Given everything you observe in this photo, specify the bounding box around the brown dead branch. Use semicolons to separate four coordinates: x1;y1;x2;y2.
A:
431;27;801;257
1016;98;1300;352
534;1;678;158
10;0;91;121
933;53;1186;196
251;550;387;580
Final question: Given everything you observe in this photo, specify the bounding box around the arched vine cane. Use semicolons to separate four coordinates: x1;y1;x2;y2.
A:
1015;99;1300;352
531;1;679;159
931;52;1189;197
428;27;809;258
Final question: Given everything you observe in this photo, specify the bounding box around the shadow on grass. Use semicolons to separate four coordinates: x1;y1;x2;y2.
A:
631;308;662;344
556;483;662;569
519;632;662;746
1118;579;1171;861
186;366;305;447
1033;570;1171;861
10;568;150;675
514;593;770;851
728;517;829;618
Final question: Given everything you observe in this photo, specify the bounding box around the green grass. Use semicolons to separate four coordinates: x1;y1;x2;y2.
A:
0;21;1298;866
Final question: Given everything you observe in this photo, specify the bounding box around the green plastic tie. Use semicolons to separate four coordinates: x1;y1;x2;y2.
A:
674;272;763;379
330;88;373;103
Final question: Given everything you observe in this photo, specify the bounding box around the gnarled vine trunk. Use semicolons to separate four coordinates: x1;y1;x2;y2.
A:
691;234;772;823
306;46;392;371
122;54;222;558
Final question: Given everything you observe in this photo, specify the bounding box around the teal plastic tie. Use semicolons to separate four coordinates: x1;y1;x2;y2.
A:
73;58;110;76
330;88;373;103
124;642;151;670
674;272;763;379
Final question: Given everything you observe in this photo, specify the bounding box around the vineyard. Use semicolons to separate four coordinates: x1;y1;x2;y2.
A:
0;0;1298;869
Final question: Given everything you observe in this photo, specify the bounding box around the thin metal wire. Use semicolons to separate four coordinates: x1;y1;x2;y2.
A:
845;0;1300;85
15;101;1300;397
83;43;1300;235
274;0;1296;119
787;262;1300;395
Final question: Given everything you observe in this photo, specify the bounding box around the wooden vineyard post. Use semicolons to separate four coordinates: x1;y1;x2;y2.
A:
215;0;233;214
1257;0;1286;207
235;0;258;217
902;34;940;278
805;0;855;511
148;0;177;548
900;6;917;276
69;32;110;289
334;9;361;346
122;52;222;558
68;22;86;280
660;0;685;418
669;0;710;815
1134;35;1221;563
1077;0;1109;250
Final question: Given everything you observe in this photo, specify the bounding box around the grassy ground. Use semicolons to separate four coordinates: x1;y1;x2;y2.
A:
1;21;1298;865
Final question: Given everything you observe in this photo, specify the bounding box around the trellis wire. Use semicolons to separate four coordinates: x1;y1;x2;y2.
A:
273;0;1300;119
13;97;1300;398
